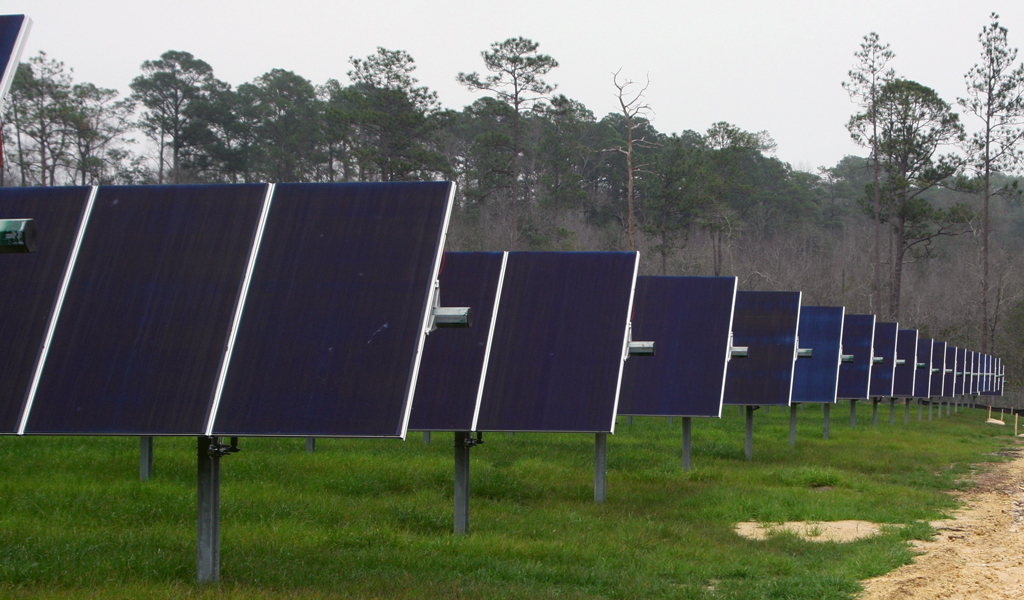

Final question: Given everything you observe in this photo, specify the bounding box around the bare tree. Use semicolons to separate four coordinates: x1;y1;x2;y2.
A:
610;70;655;251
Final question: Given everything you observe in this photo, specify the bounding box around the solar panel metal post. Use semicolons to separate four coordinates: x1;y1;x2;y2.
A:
947;402;951;416
789;405;797;447
872;398;879;427
454;432;471;535
423;432;431;445
929;401;933;421
305;438;315;453
140;437;153;481
682;417;692;471
745;406;754;460
889;399;895;425
904;399;910;424
823;404;830;439
850;399;857;428
918;399;922;422
197;436;220;583
595;433;607;503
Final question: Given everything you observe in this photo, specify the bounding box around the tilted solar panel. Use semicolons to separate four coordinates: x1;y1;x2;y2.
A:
212;182;453;438
892;329;918;397
23;185;269;435
409;252;506;431
0;187;93;433
942;346;956;398
791;306;844;404
0;15;30;112
869;321;898;397
474;252;638;433
913;338;932;398
722;291;801;407
954;347;966;396
930;341;946;397
837;314;875;399
618;275;737;417
970;351;979;395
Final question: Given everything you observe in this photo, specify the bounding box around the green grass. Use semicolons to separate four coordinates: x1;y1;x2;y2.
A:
0;401;1013;599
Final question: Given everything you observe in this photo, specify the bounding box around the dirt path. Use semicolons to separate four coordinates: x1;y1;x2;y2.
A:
860;444;1024;599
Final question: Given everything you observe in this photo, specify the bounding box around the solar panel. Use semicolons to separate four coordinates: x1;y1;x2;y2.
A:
892;329;918;397
409;252;506;431
0;186;94;433
954;347;966;396
913;338;932;398
941;346;956;398
869;321;898;397
791;306;844;404
212;182;453;438
970;351;979;395
837;314;875;399
930;341;946;397
722;291;801;407
23;185;269;435
0;15;30;113
618;275;737;417
982;354;992;393
474;251;638;433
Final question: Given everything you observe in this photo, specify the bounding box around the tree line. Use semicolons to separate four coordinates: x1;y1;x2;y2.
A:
3;18;1024;388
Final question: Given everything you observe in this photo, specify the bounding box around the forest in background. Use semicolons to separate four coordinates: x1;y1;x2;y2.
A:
3;17;1024;390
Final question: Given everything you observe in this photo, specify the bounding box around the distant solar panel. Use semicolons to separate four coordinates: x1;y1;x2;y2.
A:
942;346;956;398
0;15;30;112
212;182;453;438
791;306;844;404
892;329;918;397
970;352;979;395
869;321;898;397
837;314;875;399
0;187;94;433
409;252;506;431
954;347;966;396
930;341;946;397
913;338;932;398
722;291;801;407
618;275;737;417
23;185;269;435
474;252;637;433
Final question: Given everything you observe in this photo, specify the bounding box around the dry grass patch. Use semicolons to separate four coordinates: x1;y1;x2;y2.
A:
735;520;887;542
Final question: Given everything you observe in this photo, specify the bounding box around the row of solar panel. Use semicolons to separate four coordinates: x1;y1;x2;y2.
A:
0;184;1003;440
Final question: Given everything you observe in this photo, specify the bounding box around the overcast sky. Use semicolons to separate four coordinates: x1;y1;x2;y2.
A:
12;0;1024;172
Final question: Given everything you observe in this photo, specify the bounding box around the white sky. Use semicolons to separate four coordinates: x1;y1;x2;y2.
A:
10;0;1024;172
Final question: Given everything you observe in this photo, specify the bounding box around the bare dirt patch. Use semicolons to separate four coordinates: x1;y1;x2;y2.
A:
859;444;1024;599
735;520;884;542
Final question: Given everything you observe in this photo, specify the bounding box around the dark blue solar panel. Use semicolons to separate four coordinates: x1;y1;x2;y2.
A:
837;314;875;399
0;186;92;433
475;252;637;433
23;185;268;435
982;354;992;393
892;329;918;397
970;351;979;395
954;347;966;395
869;321;898;397
618;275;737;417
212;182;453;438
913;338;932;398
722;291;801;407
0;15;27;102
930;341;946;397
409;252;505;431
942;346;956;398
791;306;844;404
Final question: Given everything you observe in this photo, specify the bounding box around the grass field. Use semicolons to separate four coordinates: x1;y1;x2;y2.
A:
0;401;1013;599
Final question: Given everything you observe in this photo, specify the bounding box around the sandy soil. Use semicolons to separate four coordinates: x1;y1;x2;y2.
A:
860;445;1024;599
735;520;885;543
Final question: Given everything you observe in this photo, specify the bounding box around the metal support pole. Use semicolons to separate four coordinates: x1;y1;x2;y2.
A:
947;401;951;416
454;432;470;535
929;400;933;421
918;398;922;422
872;398;879;427
140;436;153;481
627;416;632;426
889;398;895;425
595;433;607;503
904;399;910;424
423;431;431;445
850;399;857;428
197;436;220;583
682;417;692;472
954;400;958;414
305;438;315;453
789;404;797;447
823;404;830;440
745;406;754;461
669;416;674;424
